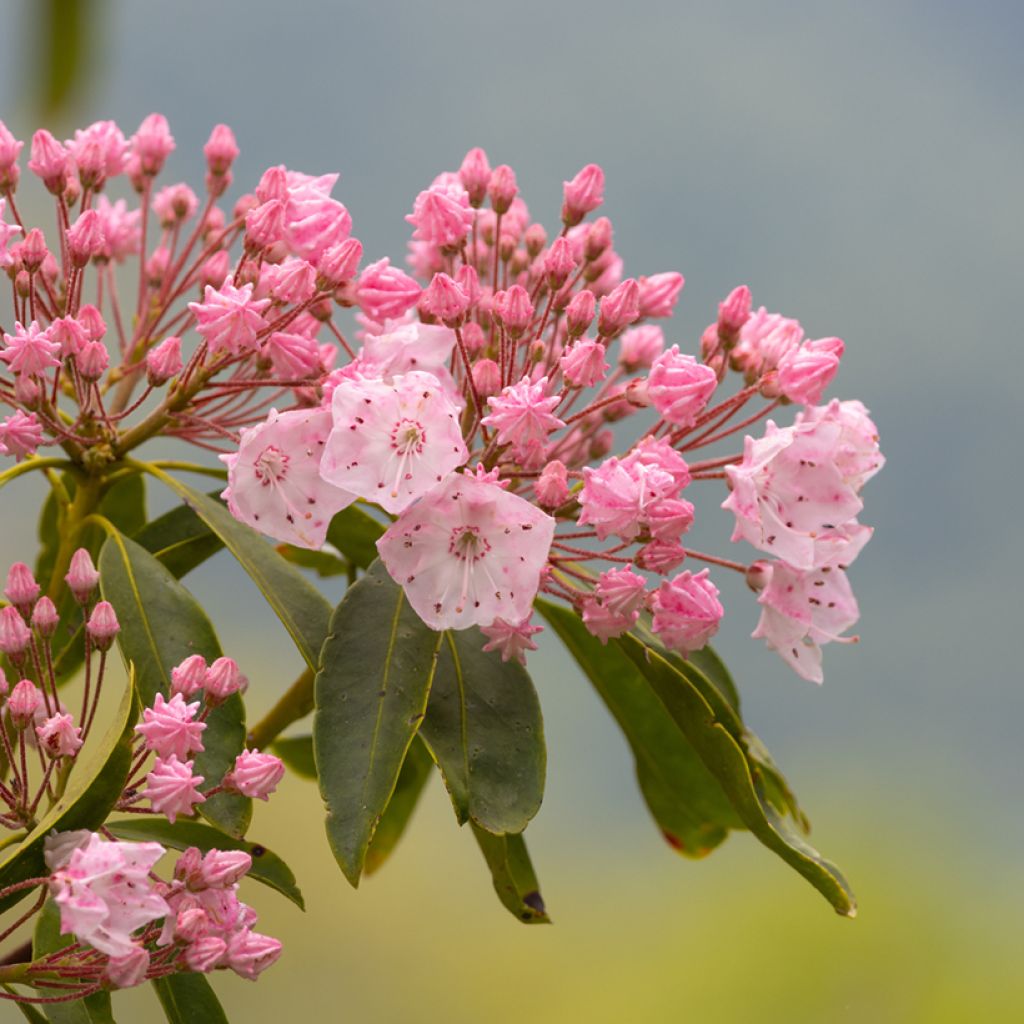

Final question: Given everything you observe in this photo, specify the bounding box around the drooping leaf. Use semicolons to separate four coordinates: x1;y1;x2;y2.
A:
364;737;434;876
538;599;740;856
270;735;317;780
151;477;331;671
133;500;224;579
106;818;303;909
418;629;545;835
275;544;349;578
314;562;440;886
98;532;250;838
616;635;856;916
0;670;136;914
472;824;550;924
151;974;228;1024
325;504;386;570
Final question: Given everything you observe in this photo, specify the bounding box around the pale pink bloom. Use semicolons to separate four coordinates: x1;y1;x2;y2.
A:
734;307;803;374
566;289;596;337
67;120;128;185
0;606;32;657
377;470;556;631
356;258;421;322
560;338;609;387
482;376;565;462
777;336;844;405
222;407;355;548
28;129;70;191
481;615;543;665
170;654;208;698
50;834;168;958
596;279;640;337
146;335;183;385
49;316;87;358
86;601;120;650
722;418;870;570
204;124;239;175
5;561;39;608
406;237;445;279
0;122;24;189
245;198;287;249
259;257;317;304
189;282;271;357
0;410;43;461
187;936;228;973
66;209;105;266
459;147;491;205
0;200;21;269
261;330;320;378
318;237;362;286
794;399;884;491
534;459;570;508
226;929;282;980
1;320;60;376
31;596;59;637
718;285;752;335
651;569;723;655
636;539;687;573
146;756;206;823
581;566;648;642
407;183;474;247
618;325;664;371
224;750;285;800
647;346;717;428
578;457;676;541
7;677;42;725
36;712;83;758
752;559;860;684
471;358;502;398
135;692;206;760
623;436;691;491
360;321;457;383
488;164;518;213
646;497;696;542
131;113;175;176
542;236;576;287
637;272;685;319
104;947;150;989
78;304;106;342
420;271;470;325
65;548;100;602
205;657;249;704
199;249;231;290
77;340;109;381
281;170;352;261
322;370;467;514
492;285;534;336
562;163;605;225
199;849;252;889
92;196;141;261
153;183;199;225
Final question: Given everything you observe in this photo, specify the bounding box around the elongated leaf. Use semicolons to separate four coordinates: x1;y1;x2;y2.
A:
270;735;317;779
153;478;330;671
472;824;550;924
0;671;136;913
364;737;433;876
419;629;545;835
315;562;440;886
539;599;739;856
152;974;228;1024
326;504;386;570
133;500;223;579
276;545;349;578
617;635;856;915
9;993;48;1023
98;533;250;838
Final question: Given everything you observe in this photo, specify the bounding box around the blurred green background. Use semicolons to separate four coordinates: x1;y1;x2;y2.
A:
1;1;1021;1020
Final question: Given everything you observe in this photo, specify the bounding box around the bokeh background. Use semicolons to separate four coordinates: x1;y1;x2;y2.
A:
1;1;1021;1020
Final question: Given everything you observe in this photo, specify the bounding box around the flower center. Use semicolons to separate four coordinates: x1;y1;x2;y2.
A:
390;419;426;456
448;526;491;563
253;446;289;485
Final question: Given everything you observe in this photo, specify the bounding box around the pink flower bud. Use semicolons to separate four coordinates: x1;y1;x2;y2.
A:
86;601;120;651
255;166;288;205
135;692;206;760
493;284;533;336
461;320;486;354
146;755;205;823
186;936;227;974
200;849;252;888
471;358;502;398
0;669;7;698
20;228;49;273
535;460;570;508
565;289;596;337
584;217;613;262
637;272;685;319
146;335;183;385
199;250;230;290
718;285;752;338
488;165;518;214
459;147;491;206
597;279;641;337
356;258;421;323
420;272;469;327
777;337;844;405
5;562;40;609
619;325;664;371
104;947;150;989
523;223;547;259
66;210;105;268
36;712;83;758
77;340;109;382
651;568;723;656
146;246;171;286
170;654;208;698
745;560;770;593
560;338;609;387
543;237;576;289
204;124;239;177
455;264;480;308
245;199;286;251
647;346;718;428
224;749;284;801
65;549;100;603
132;113;175;176
226;929;282;980
317;237;362;288
77;304;106;342
31;596;59;638
28;130;69;193
562;163;605;226
8;678;42;727
205;657;248;705
0;120;23;191
0;606;32;656
0;409;43;459
174;846;204;886
636;540;687;574
50;317;88;358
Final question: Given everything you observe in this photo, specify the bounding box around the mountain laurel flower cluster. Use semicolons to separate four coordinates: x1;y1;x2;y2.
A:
0;113;883;1013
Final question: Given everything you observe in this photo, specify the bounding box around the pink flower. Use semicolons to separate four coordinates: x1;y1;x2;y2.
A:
637;272;685;319
1;320;61;376
636;540;687;573
360;320;457;381
543;236;576;287
204;124;239;176
378;470;555;631
735;307;804;374
322;370;467;513
224;750;285;800
67;120;128;185
0;608;32;658
261;330;320;378
36;713;83;758
0;121;24;190
651;569;723;655
65;548;100;603
205;657;249;704
31;596;59;637
565;289;596;337
187;936;228;973
146;335;183;385
66;209;105;267
92;196;141;261
597;279;641;336
135;692;206;760
794;399;884;492
562;163;605;225
245;199;287;249
647;346;718;428
146;756;206;823
153;183;199;225
406;183;474;248
7;678;42;725
131;113;175;176
28;130;69;192
717;285;752;336
0;410;43;461
471;358;502;398
86;601;120;650
623;436;691;490
170;655;209;698
578;457;676;541
356;258;421;323
318;237;362;286
199;849;253;889
5;562;39;608
777;337;844;405
645;497;695;542
49;833;169;958
226;929;282;980
481;376;565;463
618;325;664;371
751;559;860;684
581;566;648;642
459;147;491;206
222;407;356;549
259;257;317;304
188;282;271;356
420;271;470;325
104;947;150;989
488;164;518;214
281;171;352;261
481;615;543;665
77;340;109;381
560;338;609;387
534;459;570;508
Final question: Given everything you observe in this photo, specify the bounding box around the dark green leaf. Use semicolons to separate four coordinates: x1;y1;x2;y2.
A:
616;635;856;916
153;478;330;671
98;532;250;838
472;824;550;924
106;818;303;909
275;544;349;578
326;504;386;570
419;629;545;835
270;735;316;780
538;599;739;856
152;974;228;1024
314;562;440;886
133;501;224;579
364;738;433;876
0;671;136;914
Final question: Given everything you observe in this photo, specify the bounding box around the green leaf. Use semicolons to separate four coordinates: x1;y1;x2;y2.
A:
150;477;330;671
106;818;303;909
326;504;386;570
418;628;545;835
314;562;441;886
133;500;224;579
538;599;740;856
472;824;550;924
275;544;349;578
270;735;317;780
616;634;856;916
151;974;228;1024
0;670;136;914
364;737;433;876
98;532;250;838
8;993;48;1023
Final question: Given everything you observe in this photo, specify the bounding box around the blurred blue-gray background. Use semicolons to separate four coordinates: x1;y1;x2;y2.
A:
1;1;1020;1020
